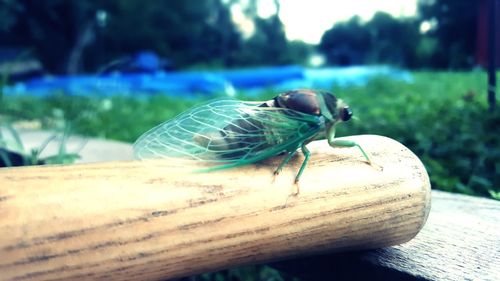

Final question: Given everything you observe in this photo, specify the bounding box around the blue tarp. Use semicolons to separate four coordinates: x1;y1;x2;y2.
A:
4;66;412;97
275;66;412;90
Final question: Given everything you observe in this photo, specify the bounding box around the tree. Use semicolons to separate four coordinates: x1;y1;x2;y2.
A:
229;0;310;66
78;0;246;71
0;0;99;74
0;0;244;73
1;0;313;72
318;16;371;66
418;0;479;68
318;13;421;67
234;15;291;66
365;12;421;68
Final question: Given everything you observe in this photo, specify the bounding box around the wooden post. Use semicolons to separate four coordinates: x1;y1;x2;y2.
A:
0;135;431;281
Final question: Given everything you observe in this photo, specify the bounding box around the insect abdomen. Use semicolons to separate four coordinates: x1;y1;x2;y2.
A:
194;118;315;161
217;117;282;159
191;95;323;161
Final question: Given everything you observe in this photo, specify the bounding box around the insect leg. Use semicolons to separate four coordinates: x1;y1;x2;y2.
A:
274;150;298;175
293;144;311;190
329;139;372;165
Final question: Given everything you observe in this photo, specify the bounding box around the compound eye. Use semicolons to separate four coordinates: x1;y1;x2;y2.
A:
342;107;353;121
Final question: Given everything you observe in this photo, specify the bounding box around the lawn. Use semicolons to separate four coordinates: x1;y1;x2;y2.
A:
1;71;499;199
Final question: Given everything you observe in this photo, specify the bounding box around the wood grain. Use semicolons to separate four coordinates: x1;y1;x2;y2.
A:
270;190;500;281
363;190;500;281
0;135;431;281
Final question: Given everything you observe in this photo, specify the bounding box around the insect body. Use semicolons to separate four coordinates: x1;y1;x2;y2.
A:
134;89;372;190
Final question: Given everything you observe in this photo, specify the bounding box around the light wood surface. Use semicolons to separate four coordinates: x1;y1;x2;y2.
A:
270;190;500;281
363;190;500;281
0;135;431;281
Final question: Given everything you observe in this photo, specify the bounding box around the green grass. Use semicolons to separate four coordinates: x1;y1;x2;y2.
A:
1;71;499;199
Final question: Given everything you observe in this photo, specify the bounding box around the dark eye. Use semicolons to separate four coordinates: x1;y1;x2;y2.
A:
342;107;352;121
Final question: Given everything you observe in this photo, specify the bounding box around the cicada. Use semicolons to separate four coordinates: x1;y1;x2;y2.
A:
134;89;372;191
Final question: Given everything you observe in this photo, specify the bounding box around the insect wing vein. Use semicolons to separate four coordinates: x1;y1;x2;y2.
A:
133;100;321;166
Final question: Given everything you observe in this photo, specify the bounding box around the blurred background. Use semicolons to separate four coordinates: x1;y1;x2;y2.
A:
0;0;499;279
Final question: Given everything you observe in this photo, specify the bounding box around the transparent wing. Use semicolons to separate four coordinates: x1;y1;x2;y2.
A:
133;100;321;166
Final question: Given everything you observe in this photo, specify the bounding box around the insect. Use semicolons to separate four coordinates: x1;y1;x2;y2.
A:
134;89;373;193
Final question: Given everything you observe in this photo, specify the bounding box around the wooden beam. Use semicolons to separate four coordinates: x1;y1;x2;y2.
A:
0;135;431;281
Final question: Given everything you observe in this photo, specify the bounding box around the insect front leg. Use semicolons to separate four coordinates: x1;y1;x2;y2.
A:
329;139;381;170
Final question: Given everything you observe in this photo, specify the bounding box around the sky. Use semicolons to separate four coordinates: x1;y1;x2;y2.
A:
231;0;419;44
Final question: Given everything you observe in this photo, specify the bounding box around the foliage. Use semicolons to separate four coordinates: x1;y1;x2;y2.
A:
0;0;242;73
2;93;200;143
0;0;310;73
365;12;422;68
418;0;479;68
1;0;486;72
0;122;80;167
338;73;498;198
232;15;300;66
0;0;98;73
318;16;372;66
2;72;498;199
196;265;295;281
0;52;80;167
95;0;242;69
319;12;423;68
318;0;485;69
